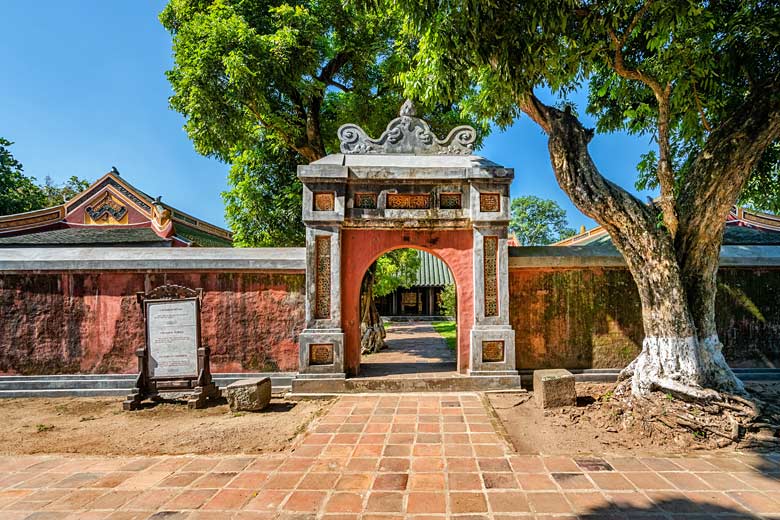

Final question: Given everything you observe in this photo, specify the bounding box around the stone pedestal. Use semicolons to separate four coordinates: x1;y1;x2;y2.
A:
533;369;576;408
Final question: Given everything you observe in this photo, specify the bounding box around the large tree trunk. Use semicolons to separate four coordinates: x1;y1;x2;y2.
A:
360;264;386;355
518;92;780;397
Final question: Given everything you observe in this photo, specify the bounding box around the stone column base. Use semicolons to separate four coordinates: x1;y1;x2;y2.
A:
297;329;345;378
468;326;518;375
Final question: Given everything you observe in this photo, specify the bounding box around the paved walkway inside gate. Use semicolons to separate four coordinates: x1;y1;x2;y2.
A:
360;321;458;378
1;394;779;518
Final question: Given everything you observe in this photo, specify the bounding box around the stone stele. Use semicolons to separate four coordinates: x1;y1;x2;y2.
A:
533;369;576;409
223;377;272;412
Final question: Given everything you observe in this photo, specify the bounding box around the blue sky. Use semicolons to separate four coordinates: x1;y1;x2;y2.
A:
1;1;656;231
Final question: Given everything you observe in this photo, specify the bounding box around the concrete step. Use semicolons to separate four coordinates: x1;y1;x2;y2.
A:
518;368;780;385
291;375;523;394
0;373;294;398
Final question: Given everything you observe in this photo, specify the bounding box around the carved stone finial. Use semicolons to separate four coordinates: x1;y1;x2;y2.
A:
337;101;476;155
399;99;416;117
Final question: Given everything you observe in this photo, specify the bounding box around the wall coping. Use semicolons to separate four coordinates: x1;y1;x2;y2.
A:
509;245;780;268
0;247;306;272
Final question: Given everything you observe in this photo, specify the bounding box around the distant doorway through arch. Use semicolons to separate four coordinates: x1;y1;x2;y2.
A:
358;247;458;378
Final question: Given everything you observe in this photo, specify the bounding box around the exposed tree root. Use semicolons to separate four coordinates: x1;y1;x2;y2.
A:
611;378;780;450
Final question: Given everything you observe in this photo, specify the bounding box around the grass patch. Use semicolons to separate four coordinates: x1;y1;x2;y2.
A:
432;321;457;351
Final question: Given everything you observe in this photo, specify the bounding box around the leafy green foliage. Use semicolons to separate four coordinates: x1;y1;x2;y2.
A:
372;248;421;298
509;196;575;245
0;138;90;216
161;0;483;245
223;142;305;246
437;284;456;317
0;138;45;215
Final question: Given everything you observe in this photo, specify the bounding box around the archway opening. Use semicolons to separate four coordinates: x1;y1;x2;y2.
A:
358;247;458;378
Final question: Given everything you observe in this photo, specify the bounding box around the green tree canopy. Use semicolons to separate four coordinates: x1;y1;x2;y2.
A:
509;196;575;246
160;0;482;246
373;248;421;297
0;138;45;215
387;0;780;396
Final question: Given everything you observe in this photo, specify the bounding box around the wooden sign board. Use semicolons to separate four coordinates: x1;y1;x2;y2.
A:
123;284;219;410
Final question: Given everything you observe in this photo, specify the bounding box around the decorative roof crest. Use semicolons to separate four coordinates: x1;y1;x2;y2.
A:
338;99;476;155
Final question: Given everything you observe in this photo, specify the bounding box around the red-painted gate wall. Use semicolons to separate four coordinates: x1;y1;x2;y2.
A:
341;228;474;375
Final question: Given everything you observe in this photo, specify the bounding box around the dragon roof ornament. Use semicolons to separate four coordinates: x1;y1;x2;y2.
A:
337;99;476;155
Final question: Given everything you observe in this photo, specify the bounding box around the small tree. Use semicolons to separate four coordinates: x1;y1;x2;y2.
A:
438;284;456;317
0;138;44;215
510;196;575;246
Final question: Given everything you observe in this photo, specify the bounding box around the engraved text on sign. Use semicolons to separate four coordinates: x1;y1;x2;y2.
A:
315;236;331;319
147;300;198;378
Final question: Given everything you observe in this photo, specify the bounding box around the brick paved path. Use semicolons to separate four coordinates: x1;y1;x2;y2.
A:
1;393;779;518
361;322;457;378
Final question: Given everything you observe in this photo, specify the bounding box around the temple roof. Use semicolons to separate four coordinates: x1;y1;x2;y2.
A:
0;170;232;247
414;251;454;287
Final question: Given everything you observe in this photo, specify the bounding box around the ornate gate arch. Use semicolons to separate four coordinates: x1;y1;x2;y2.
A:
296;101;518;380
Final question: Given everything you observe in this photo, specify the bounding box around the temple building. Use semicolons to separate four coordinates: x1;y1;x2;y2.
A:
374;251;455;318
0;169;232;247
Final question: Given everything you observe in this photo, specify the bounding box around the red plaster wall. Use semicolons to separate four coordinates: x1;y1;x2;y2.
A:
341;228;474;375
0;271;305;375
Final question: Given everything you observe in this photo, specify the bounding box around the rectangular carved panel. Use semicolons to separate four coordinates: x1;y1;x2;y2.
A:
439;192;462;209
314;236;331;319
480;193;501;212
386;193;430;209
483;236;498;317
309;344;334;365
482;341;505;363
313;192;335;211
354;192;377;209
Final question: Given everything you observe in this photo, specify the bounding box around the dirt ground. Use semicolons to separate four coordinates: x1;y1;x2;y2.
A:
0;396;331;456
488;382;780;456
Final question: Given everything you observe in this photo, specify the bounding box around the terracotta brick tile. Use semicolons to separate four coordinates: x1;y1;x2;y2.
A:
604;456;649;472
346;458;377;472
279;457;315;471
215;457;254;472
227;472;269;489
161;489;216;510
486;490;530;513
417;423;440;434
297;472;339;490
354;444;383;457
673;458;719;472
372;473;408;491
727;491;780;514
122;488;179;510
477;458;512;472
333;434;361;445
283;490;327;512
663;472;711;491
378;458;409;473
443;433;470;445
411;457;444;472
243;489;288;510
446;457;478;473
565;491;610;513
645;490;703;513
409;473;445;491
383;445;411;457
449;472;482;491
302;434;332;445
707;458;751;472
473;444;505;457
335;473;373;491
179;458;220;472
360;434;387;444
387;433;415;445
639;458;683;472
694;471;747;491
412;444;442;457
606;490;656;510
734;472;780;491
338;424;364;434
552;472;594;490
313;458;348;472
246;458;284;472
416;434;442;444
589;472;635;491
394;415;416;424
191;472;237;489
442;423;468;433
87;490;137;510
543;456;579;473
624;472;674;490
517;474;557;491
202;488;253;510
88;472;135;489
483;472;519;489
44;489;104;511
684;491;748;513
315;424;340;433
407;492;446;513
51;472;104;489
324;492;364;513
449;492;488;513
444;444;473;457
389;423;414;432
469;423;493;433
263;473;303;490
233;513;279;520
365;423;391;434
119;459;159;472
365;492;404;512
323;445;354;457
526;491;573;514
508;455;545;473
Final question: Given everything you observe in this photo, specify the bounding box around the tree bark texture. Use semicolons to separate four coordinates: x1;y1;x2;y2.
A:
520;90;780;397
360;264;386;355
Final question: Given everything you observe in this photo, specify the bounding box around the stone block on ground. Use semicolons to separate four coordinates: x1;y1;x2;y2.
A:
533;369;575;409
223;377;271;412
